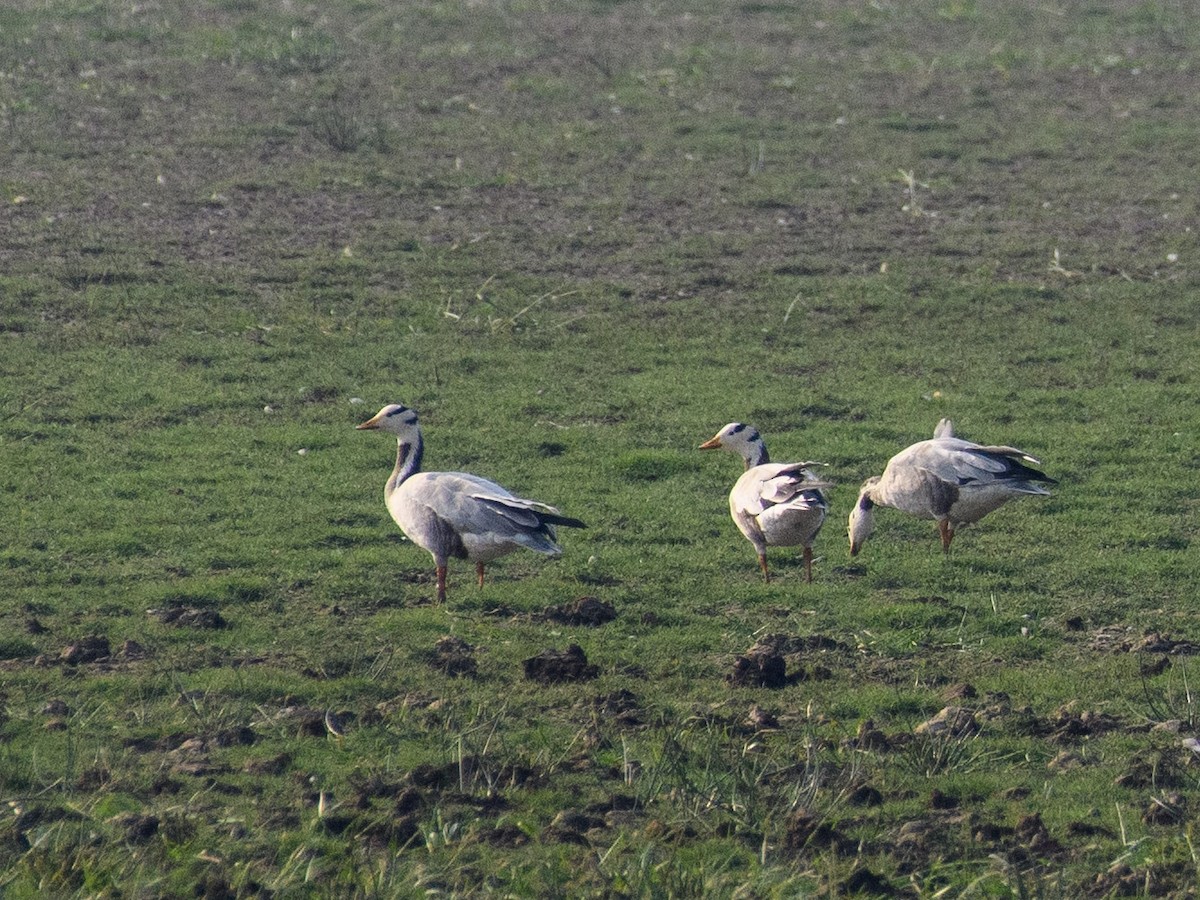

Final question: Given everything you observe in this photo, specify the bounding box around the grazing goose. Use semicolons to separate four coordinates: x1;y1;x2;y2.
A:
357;403;584;602
848;425;1055;556
699;422;832;583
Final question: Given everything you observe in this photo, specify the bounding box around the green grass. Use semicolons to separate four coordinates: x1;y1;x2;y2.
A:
2;0;1200;895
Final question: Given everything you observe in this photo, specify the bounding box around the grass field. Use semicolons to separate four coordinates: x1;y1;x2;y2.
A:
2;0;1199;896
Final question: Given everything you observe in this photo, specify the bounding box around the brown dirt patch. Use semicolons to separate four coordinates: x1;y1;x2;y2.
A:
523;644;599;683
540;596;617;626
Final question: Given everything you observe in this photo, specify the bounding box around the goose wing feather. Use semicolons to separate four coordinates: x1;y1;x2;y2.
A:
900;440;1051;489
734;463;831;516
471;494;586;530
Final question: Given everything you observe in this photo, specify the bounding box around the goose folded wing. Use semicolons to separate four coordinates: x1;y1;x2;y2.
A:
935;444;1052;486
471;494;586;529
753;464;832;510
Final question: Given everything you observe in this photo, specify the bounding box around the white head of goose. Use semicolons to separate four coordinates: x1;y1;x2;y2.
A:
357;403;585;602
699;422;832;583
848;423;1055;556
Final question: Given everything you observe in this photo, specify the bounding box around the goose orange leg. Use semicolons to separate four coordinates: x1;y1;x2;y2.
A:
803;546;814;583
758;553;770;583
436;565;448;603
476;562;486;588
938;520;954;552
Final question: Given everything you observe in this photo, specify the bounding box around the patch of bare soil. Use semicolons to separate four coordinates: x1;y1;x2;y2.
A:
335;777;428;848
1115;744;1193;789
1042;704;1123;744
59;635;111;664
589;689;642;727
149;605;228;629
783;807;857;856
888;808;1071;878
1087;859;1200;898
252;705;349;739
1142;792;1187;826
1012;812;1065;858
109;812;160;844
523;644;599;683
407;757;543;795
542;809;606;845
834;867;893;895
539;596;617;626
1090;626;1197;655
244;752;292;776
846;719;898;752
729;641;788;688
308;799;424;848
430;635;477;677
727;633;845;688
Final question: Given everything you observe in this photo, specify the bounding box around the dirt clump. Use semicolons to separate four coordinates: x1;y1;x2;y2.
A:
1090;626;1196;655
149;605;227;629
745;703;778;729
523;644;599;683
837;867;892;895
1115;746;1190;789
943;682;977;701
244;753;292;776
110;812;160;844
783;807;855;855
915;706;979;737
431;636;477;677
1046;705;1121;743
590;689;642;727
1142;792;1187;825
541;596;617;626
849;719;892;752
60;635;111;665
122;639;149;660
729;640;788;688
730;633;846;688
542;809;605;845
847;784;884;807
1014;812;1063;857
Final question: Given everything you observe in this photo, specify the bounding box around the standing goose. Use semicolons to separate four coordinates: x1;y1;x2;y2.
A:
357;403;585;602
699;422;832;583
848;424;1055;556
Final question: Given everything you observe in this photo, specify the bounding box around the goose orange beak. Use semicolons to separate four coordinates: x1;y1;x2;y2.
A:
698;436;722;450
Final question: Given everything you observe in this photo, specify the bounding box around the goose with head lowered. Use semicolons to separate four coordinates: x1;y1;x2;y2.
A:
357;403;585;602
699;422;832;583
848;423;1055;556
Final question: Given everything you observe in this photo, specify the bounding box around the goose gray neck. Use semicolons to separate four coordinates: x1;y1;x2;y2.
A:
387;434;424;496
743;441;769;470
858;476;883;509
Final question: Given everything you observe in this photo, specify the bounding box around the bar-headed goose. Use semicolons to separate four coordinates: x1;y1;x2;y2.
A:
699;422;832;583
357;403;584;602
848;424;1055;556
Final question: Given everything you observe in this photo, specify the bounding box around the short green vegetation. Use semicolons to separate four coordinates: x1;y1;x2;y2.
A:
1;0;1199;895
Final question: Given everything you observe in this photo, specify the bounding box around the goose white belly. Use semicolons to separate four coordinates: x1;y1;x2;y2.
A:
746;495;826;547
947;482;1037;528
